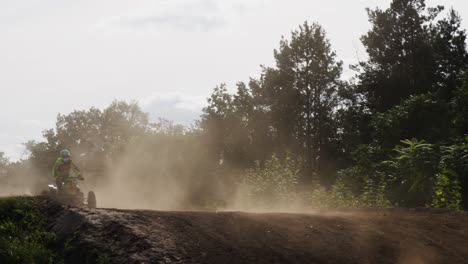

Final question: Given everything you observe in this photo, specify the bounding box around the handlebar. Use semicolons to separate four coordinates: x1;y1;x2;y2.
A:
61;176;84;181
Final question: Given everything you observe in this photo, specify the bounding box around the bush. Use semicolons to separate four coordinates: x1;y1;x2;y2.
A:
238;153;392;210
0;197;59;264
238;154;302;209
334;144;392;208
332;173;391;208
384;139;440;207
432;169;461;210
431;138;468;210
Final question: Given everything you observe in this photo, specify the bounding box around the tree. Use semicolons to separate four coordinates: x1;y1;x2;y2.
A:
359;1;468;112
359;0;441;111
334;84;373;167
454;74;468;135
266;22;343;185
101;101;149;155
200;84;235;164
432;9;468;100
371;94;453;149
25;101;149;181
0;152;9;179
201;81;275;168
246;78;276;163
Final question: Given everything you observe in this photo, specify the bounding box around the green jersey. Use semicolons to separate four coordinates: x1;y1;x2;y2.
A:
52;157;81;179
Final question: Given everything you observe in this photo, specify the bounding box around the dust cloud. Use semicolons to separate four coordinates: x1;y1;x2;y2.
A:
1;133;317;213
0;160;48;197
85;136;314;212
89;135;235;211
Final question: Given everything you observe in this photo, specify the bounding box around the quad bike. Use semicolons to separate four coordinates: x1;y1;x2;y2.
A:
45;176;97;209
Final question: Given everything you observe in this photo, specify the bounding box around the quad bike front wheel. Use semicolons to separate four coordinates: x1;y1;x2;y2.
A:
88;191;97;209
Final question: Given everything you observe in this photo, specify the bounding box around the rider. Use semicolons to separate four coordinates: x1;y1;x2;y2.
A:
52;149;83;191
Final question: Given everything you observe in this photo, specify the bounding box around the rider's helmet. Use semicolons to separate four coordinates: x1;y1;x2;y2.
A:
60;149;71;158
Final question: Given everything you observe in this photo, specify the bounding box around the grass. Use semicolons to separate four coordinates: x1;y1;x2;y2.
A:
0;196;60;264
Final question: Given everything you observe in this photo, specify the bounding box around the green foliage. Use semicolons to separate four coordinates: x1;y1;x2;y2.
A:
199;4;467;209
372;94;453;149
359;0;467;111
268;21;343;184
238;153;393;210
326;176;391;209
432;168;461;210
335;144;388;195
0;197;59;264
96;254;111;264
201;83;262;167
334;148;392;209
340;138;464;209
202;21;344;186
453;75;468;135
381;139;440;207
0;152;9;186
360;0;439;110
432;138;468;209
432;9;468;99
239;154;301;208
360;176;392;208
329;179;362;208
24;101;149;180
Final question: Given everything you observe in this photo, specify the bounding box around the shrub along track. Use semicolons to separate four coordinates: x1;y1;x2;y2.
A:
41;200;468;264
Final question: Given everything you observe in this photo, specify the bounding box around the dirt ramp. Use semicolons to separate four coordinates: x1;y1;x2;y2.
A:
46;204;468;264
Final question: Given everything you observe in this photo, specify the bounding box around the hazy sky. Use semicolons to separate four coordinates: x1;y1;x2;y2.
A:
1;0;467;160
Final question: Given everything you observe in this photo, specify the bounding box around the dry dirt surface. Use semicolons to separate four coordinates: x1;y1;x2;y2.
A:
44;202;468;264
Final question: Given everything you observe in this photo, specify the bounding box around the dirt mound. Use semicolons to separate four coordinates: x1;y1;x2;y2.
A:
44;202;468;264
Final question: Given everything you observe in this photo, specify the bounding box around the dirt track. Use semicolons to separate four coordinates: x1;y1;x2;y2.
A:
44;202;468;264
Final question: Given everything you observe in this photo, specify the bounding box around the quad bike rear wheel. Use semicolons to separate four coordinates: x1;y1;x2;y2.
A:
88;191;96;209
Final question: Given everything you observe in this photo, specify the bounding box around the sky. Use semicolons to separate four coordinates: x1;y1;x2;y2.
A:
0;0;467;161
